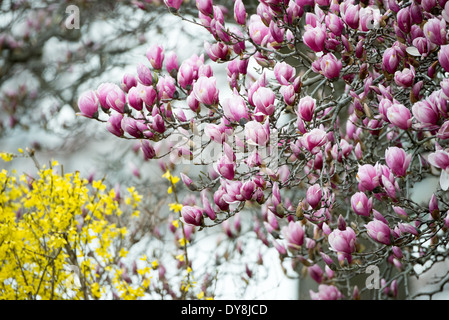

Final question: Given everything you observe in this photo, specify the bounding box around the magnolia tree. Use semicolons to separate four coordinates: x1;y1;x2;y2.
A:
77;0;449;299
3;0;447;300
1;0;273;301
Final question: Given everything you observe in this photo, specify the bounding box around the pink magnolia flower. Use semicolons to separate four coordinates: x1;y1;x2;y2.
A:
269;20;284;44
196;0;213;16
331;139;353;162
306;184;322;209
187;91;200;112
127;86;143;111
286;1;303;25
438;45;449;73
165;51;179;76
136;63;152;86
274;61;296;86
412;100;440;128
310;284;343;300
303;25;326;52
320;53;342;79
181;206;204;227
281;221;305;250
96;83;126;113
214;154;236;180
204;123;226;144
222;89;249;122
305;12;320;28
146;44;165;70
280;85;296;106
356;164;380;192
252;86;276;116
151;114;165;133
394;66;415;88
297;96;316;122
437;121;449;140
240;180;256;201
427;148;449;190
156;75;176;100
192;76;219;106
135;83;157;107
245;119;270;146
396;7;411;33
429;193;440;219
397;223;418;236
301;128;328;154
308;264;323;284
121;73;137;93
359;6;381;31
164;0;183;10
410;2;423;24
386;103;412;130
234;0;246;25
441;79;449;99
325;13;344;36
343;4;360;29
328;227;356;261
270;182;282;216
365;220;392;245
422;0;437;12
355;142;362;160
381;174;398;200
141;140;156;160
320;251;334;265
201;190;216;220
423;18;447;46
248;15;270;46
351;192;373;216
204;41;230;62
393;206;408;218
385;147;412;177
412;37;432;57
106;113;124;137
177;61;195;89
382;47;400;74
221;180;245;204
180;172;194;190
106;86;126;113
77;90;99;118
273;239;287;255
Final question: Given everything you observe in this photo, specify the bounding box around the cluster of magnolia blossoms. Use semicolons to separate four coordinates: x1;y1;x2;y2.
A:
78;0;449;299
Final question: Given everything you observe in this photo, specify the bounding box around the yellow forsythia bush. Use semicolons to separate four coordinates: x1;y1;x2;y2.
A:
0;158;153;300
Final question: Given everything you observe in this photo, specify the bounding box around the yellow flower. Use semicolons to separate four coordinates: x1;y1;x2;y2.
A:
0;158;144;300
178;237;189;247
169;203;183;213
0;152;13;162
119;248;128;258
176;254;185;262
92;180;106;191
162;170;180;185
